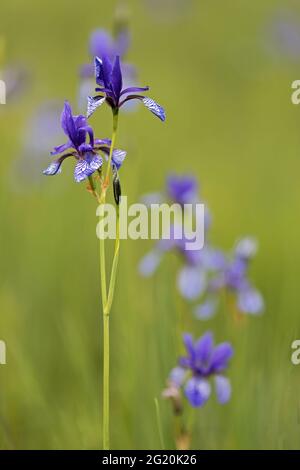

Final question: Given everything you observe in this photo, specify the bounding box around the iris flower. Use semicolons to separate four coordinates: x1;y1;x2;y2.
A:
87;55;166;121
43;101;126;183
165;332;234;407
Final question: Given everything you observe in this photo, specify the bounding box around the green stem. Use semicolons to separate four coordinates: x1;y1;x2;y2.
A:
154;398;165;450
105;206;120;316
104;110;119;186
102;312;110;449
99;109;119;450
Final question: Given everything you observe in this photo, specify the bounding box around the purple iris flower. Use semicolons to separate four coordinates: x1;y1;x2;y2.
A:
43;101;126;183
87;55;166;121
166;332;233;407
166;174;199;205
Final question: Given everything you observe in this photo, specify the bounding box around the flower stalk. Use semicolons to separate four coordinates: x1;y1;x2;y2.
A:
98;110;119;450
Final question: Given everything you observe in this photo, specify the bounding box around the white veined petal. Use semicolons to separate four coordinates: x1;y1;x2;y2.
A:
87;96;105;118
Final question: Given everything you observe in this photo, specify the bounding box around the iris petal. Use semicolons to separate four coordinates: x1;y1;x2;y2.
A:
182;333;195;358
112;149;126;169
195;332;214;364
94;56;104;86
177;266;206;300
184;377;211;407
210;343;234;374
87;96;106;119
120;86;149;97
74;153;103;183
51;141;72;156
43;161;63;176
111;55;123;101
194;299;218;320
237;287;264;314
43;154;72;176
169;367;186;387
139;250;162;277
142;97;166;121
61;101;77;143
215;376;231;404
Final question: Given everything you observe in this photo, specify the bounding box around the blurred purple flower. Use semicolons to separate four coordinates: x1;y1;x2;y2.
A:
43;101;126;182
194;298;218;320
266;10;300;62
80;28;134;80
237;287;264;315
166;174;198;205
11;101;62;189
139;175;264;318
87;55;165;121
210;237;264;315
165;332;233;408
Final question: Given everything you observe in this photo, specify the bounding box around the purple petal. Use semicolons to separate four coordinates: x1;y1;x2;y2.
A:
43;161;63;176
85;152;103;171
194;299;218;320
195;332;214;364
74;115;87;129
115;28;130;58
111;55;123;100
74;153;103;183
169;367;186;387
95;138;111;146
237;288;264;314
139;250;162;277
51;141;72;156
215;376;231;404
177;266;206;301
94;56;105;86
43;154;72;176
166;174;198;205
120;86;149;97
202;248;227;271
101;54;113;89
78;143;93;153
87;96;106;119
112;149;126;169
225;258;248;290
210;343;234;374
182;333;195;358
235;237;257;260
184;377;211;407
75;125;94;149
61;101;77;143
90;30;113;58
142;97;166;121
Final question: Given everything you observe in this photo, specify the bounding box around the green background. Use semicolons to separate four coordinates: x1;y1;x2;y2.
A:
0;0;300;449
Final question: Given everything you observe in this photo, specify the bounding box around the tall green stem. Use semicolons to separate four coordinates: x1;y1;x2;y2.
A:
99;110;119;450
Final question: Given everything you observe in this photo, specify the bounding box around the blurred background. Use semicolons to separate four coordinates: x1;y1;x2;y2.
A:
1;0;300;450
